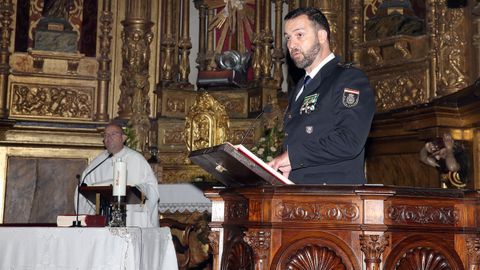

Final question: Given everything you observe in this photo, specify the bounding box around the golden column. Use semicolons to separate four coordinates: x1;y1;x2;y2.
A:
195;1;208;71
347;0;364;65
118;0;153;152
160;0;175;84
252;0;263;80
261;0;273;81
95;0;113;122
0;0;13;118
271;0;285;89
178;0;192;86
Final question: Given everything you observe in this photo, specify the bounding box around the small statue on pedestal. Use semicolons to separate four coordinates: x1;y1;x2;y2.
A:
419;133;469;188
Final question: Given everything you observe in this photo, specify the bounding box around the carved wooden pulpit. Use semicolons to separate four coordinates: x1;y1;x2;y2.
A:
190;145;480;269
203;185;479;270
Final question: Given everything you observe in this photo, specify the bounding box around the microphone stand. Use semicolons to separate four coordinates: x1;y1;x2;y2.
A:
240;104;273;145
72;153;113;227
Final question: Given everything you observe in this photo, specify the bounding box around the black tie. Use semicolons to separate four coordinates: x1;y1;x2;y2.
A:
295;75;311;101
303;75;311;87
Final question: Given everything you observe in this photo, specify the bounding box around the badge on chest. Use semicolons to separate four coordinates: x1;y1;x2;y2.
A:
300;93;319;115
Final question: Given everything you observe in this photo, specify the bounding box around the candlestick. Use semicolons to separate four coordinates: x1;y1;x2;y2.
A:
113;158;126;197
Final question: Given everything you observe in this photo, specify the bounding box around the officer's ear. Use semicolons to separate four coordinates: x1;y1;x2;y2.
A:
121;134;128;144
317;29;328;45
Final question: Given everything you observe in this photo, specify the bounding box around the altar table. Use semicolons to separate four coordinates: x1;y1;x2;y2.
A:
0;226;178;270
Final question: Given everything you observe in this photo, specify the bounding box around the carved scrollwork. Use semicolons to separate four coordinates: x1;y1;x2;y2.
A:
434;4;469;93
394;40;411;59
394;247;451;270
373;73;426;112
225;201;248;220
11;84;93;119
285;245;347;270
275;202;359;222
387;205;458;225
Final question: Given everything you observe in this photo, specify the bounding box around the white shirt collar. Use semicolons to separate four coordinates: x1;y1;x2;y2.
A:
306;52;335;80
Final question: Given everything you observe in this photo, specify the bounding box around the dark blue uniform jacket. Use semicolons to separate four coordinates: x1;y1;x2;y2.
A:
283;56;375;184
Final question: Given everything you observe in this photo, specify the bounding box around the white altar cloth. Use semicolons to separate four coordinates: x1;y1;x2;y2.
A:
0;226;178;270
158;184;211;213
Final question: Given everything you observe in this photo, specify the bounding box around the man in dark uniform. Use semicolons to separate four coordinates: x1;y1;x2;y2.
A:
268;7;375;184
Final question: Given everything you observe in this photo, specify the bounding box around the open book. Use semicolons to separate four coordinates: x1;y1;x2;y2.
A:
232;144;294;185
188;143;294;187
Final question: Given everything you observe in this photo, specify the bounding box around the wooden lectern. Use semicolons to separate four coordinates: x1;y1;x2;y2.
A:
190;145;480;270
79;186;143;215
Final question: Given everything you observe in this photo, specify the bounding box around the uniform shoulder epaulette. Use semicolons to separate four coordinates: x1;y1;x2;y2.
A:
337;62;355;68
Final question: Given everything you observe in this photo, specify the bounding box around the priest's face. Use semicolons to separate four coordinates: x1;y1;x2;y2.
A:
103;125;126;154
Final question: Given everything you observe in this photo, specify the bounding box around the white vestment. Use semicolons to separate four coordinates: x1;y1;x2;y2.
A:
76;147;159;227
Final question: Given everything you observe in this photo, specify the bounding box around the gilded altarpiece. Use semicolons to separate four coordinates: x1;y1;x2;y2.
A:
355;0;479;188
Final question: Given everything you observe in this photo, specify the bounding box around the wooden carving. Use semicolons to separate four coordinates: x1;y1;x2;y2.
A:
275;201;359;222
11;84;93;119
244;230;271;263
372;72;427;112
466;237;480;269
387;205;458;225
225;200;248;220
360;234;389;270
394;247;451;270
222;234;254;270
284;245;347;270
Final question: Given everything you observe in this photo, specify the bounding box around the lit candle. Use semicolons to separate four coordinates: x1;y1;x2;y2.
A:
113;158;126;197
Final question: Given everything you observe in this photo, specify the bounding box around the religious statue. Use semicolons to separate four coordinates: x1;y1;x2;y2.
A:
419;133;469;188
42;0;69;19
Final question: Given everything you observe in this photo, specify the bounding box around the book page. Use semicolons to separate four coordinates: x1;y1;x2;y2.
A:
233;144;295;185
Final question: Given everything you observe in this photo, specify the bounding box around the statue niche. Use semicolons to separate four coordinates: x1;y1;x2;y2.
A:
34;0;78;53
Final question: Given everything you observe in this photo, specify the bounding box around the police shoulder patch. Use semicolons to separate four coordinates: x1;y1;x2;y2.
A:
342;88;359;108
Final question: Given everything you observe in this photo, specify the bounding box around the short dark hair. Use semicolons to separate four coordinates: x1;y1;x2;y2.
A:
284;7;331;41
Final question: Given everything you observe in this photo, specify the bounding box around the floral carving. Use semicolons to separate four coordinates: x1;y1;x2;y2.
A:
11;85;93;119
285;245;347;270
360;234;389;268
244;230;271;261
166;98;186;113
225;201;248;220
373;73;426;113
466;237;480;267
394;247;451;270
387;205;458;225
276;202;359;222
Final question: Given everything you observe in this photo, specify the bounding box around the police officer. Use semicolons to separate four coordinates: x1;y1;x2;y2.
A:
268;7;375;184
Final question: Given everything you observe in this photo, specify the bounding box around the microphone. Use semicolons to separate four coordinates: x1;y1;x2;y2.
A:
240;104;273;145
72;153;113;227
